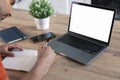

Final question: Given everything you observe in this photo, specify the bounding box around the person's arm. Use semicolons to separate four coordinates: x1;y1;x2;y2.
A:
21;45;56;80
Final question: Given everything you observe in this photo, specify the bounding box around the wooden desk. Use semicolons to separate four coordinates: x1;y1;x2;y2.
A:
1;9;120;80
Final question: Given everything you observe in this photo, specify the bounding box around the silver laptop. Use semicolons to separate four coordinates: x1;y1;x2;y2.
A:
48;2;116;65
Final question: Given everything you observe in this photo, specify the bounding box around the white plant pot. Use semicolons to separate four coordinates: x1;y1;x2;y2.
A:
34;17;50;30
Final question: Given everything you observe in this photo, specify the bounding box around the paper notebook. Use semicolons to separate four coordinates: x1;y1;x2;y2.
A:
0;26;27;43
2;49;37;72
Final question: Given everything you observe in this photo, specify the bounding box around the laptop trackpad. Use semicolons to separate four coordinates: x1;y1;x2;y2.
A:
55;42;95;64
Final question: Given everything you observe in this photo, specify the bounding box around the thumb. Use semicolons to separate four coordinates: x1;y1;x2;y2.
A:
4;52;15;57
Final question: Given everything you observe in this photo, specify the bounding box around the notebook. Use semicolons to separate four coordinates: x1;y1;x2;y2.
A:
48;2;116;65
0;26;27;43
2;49;37;72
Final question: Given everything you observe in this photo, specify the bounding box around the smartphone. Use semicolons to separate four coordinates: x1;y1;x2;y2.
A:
30;32;56;43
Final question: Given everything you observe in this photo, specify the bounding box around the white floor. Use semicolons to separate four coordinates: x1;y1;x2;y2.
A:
13;0;91;14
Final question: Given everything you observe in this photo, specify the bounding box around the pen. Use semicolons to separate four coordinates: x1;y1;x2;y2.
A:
44;38;50;46
45;41;48;46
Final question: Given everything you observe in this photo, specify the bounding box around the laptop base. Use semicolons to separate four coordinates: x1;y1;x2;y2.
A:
48;33;106;65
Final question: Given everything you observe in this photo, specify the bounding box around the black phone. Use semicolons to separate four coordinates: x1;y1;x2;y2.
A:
30;32;56;43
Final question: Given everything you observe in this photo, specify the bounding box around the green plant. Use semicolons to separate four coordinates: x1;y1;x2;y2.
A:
29;0;54;19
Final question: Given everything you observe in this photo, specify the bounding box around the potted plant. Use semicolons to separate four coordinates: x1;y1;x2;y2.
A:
29;0;54;30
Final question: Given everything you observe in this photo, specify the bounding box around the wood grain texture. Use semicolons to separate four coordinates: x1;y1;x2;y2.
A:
0;9;120;80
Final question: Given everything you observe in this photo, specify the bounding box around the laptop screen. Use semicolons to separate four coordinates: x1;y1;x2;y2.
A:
69;3;115;43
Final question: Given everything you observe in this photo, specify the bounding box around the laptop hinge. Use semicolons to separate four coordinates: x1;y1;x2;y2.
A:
68;31;108;47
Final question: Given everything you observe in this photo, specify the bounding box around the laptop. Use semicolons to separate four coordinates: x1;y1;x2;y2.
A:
48;2;116;65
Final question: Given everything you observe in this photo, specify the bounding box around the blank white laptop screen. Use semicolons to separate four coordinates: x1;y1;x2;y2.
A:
69;4;114;43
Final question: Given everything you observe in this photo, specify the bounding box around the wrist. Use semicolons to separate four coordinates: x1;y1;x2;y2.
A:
37;52;56;66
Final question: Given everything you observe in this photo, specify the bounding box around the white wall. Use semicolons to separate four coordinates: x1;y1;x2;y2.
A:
13;0;91;14
13;0;32;10
49;0;69;14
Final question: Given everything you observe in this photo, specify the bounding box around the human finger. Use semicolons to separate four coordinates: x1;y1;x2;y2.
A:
8;44;24;51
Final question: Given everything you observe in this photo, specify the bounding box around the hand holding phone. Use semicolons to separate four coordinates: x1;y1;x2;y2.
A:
30;32;56;43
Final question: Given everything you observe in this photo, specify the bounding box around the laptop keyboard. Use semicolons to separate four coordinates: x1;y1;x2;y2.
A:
58;34;103;55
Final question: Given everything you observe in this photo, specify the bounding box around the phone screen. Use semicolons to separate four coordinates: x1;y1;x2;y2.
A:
30;32;56;43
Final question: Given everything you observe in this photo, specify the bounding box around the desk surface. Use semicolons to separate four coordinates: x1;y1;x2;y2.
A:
0;9;120;80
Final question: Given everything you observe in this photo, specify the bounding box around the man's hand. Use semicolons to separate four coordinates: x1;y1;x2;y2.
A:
0;44;23;57
21;45;56;80
37;45;56;65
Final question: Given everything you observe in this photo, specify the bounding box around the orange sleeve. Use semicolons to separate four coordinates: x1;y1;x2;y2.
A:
0;56;8;80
